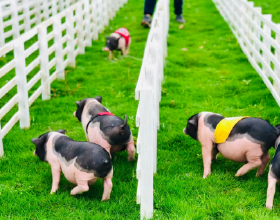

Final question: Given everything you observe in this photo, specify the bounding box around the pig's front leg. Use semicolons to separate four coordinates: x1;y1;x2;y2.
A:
70;180;89;195
126;135;135;161
256;152;270;177
266;172;278;209
202;144;213;178
109;51;113;60
50;166;61;194
101;169;113;201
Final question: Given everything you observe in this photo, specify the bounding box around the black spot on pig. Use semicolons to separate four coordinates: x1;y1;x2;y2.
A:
54;136;112;178
31;133;49;162
106;36;120;51
184;113;200;140
75;99;89;122
204;113;224;132
228;118;280;151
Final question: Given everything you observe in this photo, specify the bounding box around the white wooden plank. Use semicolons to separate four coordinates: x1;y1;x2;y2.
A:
0;60;15;78
0;122;3;157
46;32;55;41
25;57;40;75
28;86;42;106
2;112;20;138
24;41;39;58
0;94;19;120
27;71;41;90
48;58;56;69
0;77;17;99
49;71;58;83
136;183;141;204
53;14;64;79
47;44;55;55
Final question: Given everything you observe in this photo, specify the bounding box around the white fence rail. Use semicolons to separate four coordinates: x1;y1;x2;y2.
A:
0;0;81;49
0;0;128;157
135;0;169;219
213;0;280;107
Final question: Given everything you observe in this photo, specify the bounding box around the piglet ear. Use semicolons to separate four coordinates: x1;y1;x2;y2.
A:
57;129;66;134
31;138;40;145
76;101;80;107
94;96;102;103
188;114;198;127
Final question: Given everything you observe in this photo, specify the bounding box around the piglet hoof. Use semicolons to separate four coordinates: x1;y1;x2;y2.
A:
256;172;262;177
266;204;273;210
101;197;110;202
128;156;135;162
50;190;57;194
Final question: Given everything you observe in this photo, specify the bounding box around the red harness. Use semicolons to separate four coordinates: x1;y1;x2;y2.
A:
98;112;114;116
114;28;130;47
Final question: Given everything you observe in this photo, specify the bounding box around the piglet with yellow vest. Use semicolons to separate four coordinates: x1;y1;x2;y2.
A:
103;28;131;60
183;112;280;179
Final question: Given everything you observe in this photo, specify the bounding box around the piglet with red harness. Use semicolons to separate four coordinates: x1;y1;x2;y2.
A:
73;96;135;161
103;28;131;60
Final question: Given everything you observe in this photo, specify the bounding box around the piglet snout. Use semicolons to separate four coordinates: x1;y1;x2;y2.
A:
103;47;110;52
33;150;37;156
73;111;76;117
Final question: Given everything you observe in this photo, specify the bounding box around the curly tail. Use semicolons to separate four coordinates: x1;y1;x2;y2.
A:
120;115;127;135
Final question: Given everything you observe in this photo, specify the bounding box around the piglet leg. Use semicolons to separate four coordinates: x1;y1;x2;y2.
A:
211;146;219;161
235;150;262;176
50;166;61;194
256;152;270;177
202;146;213;178
126;135;135;161
71;180;89;195
101;169;113;201
266;172;277;209
109;51;113;60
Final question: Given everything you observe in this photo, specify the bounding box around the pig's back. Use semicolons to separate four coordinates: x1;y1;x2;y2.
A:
54;136;112;178
95;115;131;145
228;118;279;150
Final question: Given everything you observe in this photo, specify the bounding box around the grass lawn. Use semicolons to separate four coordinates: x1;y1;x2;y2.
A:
1;0;280;219
251;0;280;23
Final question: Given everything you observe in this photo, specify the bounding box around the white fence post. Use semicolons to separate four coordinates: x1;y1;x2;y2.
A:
140;89;154;220
90;0;99;40
76;3;85;54
53;15;65;79
14;40;30;129
263;14;272;77
246;1;254;55
38;25;51;100
0;8;5;52
253;7;262;63
273;24;280;94
22;0;31;33
66;8;76;67
10;0;20;40
84;0;92;47
0;123;3;157
52;0;58;16
34;0;41;25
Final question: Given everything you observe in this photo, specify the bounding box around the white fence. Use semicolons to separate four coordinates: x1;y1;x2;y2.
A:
135;0;169;219
0;0;128;157
213;0;280;107
0;0;80;49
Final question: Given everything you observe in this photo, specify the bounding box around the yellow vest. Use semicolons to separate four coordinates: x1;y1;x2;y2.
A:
214;117;249;143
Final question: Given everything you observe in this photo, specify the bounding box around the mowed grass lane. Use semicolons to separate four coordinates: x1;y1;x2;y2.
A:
154;0;280;219
0;0;147;219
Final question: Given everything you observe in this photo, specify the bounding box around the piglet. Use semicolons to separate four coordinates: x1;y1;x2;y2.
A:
183;112;280;178
31;130;113;201
266;136;280;209
73;96;135;161
103;28;131;60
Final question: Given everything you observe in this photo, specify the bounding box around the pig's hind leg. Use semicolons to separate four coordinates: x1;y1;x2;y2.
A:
256;151;270;177
101;169;113;201
266;171;277;209
70;179;89;195
235;148;262;177
126;135;135;161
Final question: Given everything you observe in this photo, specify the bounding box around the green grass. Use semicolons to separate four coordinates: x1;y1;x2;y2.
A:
1;0;280;219
251;0;280;23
